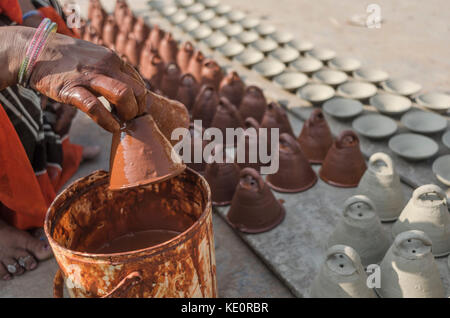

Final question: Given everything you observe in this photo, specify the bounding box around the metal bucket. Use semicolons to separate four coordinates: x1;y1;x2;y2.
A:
45;169;217;298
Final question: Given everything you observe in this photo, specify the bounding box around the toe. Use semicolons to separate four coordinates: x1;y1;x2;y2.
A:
17;231;53;261
2;257;24;276
0;264;11;281
13;249;38;271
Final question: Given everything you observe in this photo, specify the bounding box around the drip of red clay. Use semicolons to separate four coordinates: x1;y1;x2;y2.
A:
210;97;244;145
237;117;267;171
239;85;267;122
159;32;178;65
175;73;199;112
90;229;181;254
227;168;285;233
102;15;118;49
133;17;149;43
109;113;186;190
319;130;367;187
177;41;194;74
219;71;245;108
297;109;333;164
205;146;240;206
201;59;224;91
266;133;317;193
187;50;205;83
192;85;219;128
160;63;181;99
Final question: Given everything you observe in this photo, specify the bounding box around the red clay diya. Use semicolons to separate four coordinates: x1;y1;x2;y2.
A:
210;97;245;144
124;34;142;67
319;130;367;187
297;109;333;164
133;16;150;43
120;10;135;34
177;41;194;74
187;50;205;83
201;59;224;90
148;24;165;51
114;0;128;24
102;15;118;49
175;73;199;112
227;168;285;233
237;117;266;171
219;71;245;108
185;122;208;174
160;63;181;99
159;32;178;65
192;85;220;128
260;102;294;136
115;31;128;55
266;133;317;192
90;7;105;34
239;86;267;122
140;53;165;90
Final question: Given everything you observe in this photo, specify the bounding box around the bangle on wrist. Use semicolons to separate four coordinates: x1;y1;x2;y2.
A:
18;18;58;87
23;10;44;21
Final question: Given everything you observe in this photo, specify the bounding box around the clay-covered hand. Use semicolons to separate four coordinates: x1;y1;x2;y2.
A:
29;29;147;132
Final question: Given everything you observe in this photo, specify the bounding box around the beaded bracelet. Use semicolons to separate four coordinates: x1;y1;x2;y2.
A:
18;18;58;87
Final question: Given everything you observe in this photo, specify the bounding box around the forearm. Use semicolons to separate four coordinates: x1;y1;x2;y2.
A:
0;26;33;90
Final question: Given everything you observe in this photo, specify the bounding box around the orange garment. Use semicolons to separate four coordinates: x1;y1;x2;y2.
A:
0;0;22;24
0;104;83;229
38;6;79;38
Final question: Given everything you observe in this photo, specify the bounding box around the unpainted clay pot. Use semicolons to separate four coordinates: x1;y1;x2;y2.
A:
114;31;128;55
175;73;199;112
139;53;165;90
392;184;450;257
239;86;267;123
297;109;333;164
266;133;317;192
187;50;206;84
219;71;245;108
310;245;377;298
109;114;186;190
158;32;178;65
236;117;267;171
102;15;118;49
356;152;405;222
377;230;445;298
227;168;285;233
319;130;366;187
192;85;219;128
133;16;149;43
210;97;244;144
177;41;195;74
160;63;181;99
204;146;240;206
90;7;105;34
88;0;103;21
184;122;208;174
139;41;158;70
201;59;224;90
124;34;142;67
260;102;294;136
148;24;165;51
114;0;128;24
327;195;391;267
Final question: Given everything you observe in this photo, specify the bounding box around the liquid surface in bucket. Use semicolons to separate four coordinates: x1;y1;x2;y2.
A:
91;229;181;254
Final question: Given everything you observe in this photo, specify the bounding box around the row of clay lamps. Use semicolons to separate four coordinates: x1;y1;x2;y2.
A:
84;0;367;200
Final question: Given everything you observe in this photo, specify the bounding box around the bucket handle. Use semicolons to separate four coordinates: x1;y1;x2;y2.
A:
368;152;394;174
53;269;143;298
412;184;447;205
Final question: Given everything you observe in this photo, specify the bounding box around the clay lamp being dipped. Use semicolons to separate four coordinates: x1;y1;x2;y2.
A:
297;109;333;164
319;130;367;187
227;168;285;233
109;92;187;190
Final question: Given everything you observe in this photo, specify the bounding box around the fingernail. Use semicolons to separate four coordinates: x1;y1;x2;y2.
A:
3;274;11;281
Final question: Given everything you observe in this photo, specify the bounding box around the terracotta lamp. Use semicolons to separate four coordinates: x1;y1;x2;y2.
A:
109;92;189;190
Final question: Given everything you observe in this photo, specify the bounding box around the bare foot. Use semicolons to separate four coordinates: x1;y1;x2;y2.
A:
82;145;101;161
0;220;53;281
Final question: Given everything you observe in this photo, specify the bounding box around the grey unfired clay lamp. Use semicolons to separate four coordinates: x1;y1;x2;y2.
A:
353;67;389;83
415;92;450;113
381;78;422;96
369;93;412;115
298;84;335;104
306;47;336;61
269;46;300;64
432;155;450;186
352;114;397;139
218;40;245;58
328;56;361;73
327;195;391;266
273;72;308;91
290;57;323;74
322;98;363;120
337;81;377;100
310;245;377;298
204;31;228;48
388;133;438;161
401;110;447;134
377;230;445;298
356;152;405;222
234;48;264;67
312;69;348;87
252;59;286;78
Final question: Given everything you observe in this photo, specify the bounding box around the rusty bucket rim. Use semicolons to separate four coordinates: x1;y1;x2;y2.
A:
44;168;212;262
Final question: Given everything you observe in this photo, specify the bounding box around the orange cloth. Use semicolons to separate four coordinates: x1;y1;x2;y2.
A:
0;0;22;24
0;104;83;230
38;6;79;38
